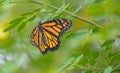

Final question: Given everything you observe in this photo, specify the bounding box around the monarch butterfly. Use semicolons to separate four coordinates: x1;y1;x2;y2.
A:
30;18;72;54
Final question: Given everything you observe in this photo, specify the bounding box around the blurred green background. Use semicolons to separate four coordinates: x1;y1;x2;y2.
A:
0;0;120;73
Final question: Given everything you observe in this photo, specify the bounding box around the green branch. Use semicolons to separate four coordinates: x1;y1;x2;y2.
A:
31;1;102;28
9;1;102;28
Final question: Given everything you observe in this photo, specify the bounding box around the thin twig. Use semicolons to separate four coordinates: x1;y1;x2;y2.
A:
9;1;102;28
110;51;120;57
31;1;102;28
112;69;120;73
112;64;120;73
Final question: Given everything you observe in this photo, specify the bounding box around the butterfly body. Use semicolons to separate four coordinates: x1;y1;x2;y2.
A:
31;18;72;54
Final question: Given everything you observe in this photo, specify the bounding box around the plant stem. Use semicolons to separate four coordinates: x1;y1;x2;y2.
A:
112;64;120;73
31;1;102;28
9;1;102;28
110;51;120;57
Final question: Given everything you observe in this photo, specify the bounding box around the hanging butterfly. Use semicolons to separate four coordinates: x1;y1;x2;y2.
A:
30;18;72;54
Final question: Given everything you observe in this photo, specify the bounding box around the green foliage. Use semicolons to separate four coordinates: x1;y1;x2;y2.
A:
57;54;83;73
65;29;91;39
57;57;75;72
3;13;36;32
74;54;83;64
3;17;25;32
86;3;105;16
92;27;100;33
101;39;115;47
92;51;99;59
17;21;27;31
89;59;96;66
94;14;106;21
53;3;70;18
104;66;112;73
85;70;93;73
59;27;118;73
83;48;90;57
80;58;88;66
27;15;36;22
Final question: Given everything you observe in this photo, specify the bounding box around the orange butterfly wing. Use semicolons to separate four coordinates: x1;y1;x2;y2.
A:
31;19;72;54
30;26;39;47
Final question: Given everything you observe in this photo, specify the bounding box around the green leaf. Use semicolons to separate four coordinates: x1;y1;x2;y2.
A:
83;49;91;57
40;9;48;12
72;6;82;14
67;29;90;39
101;39;115;47
93;51;99;59
104;66;112;73
74;54;83;64
17;21;27;31
86;3;105;16
4;17;25;32
53;3;69;18
10;17;25;25
80;58;88;66
33;8;40;12
89;59;96;66
65;29;91;49
85;70;93;73
21;12;33;16
66;65;74;70
27;15;36;22
41;13;52;23
111;52;120;63
3;25;15;32
65;30;75;39
57;57;75;72
63;57;75;66
104;0;120;14
95;14;106;21
85;0;95;3
104;46;112;55
92;27;100;33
